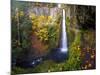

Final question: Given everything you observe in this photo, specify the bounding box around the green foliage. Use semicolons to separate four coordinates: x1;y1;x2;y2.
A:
12;67;33;74
12;9;82;73
48;23;60;48
21;31;82;73
12;2;88;74
66;17;70;26
64;33;81;70
12;9;32;58
34;61;64;72
24;35;81;72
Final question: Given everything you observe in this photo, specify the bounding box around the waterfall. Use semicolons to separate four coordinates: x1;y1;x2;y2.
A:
60;9;68;52
15;7;68;68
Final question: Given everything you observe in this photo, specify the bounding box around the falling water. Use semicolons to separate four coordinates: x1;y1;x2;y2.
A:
60;9;68;53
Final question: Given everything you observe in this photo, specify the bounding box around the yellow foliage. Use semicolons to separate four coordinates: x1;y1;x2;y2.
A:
29;13;36;20
30;13;59;42
48;16;52;21
19;11;24;16
39;15;45;19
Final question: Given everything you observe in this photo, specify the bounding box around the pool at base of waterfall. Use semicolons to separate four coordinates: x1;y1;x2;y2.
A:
49;48;68;62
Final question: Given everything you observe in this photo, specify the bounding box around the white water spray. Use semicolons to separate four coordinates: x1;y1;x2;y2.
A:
60;9;68;52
